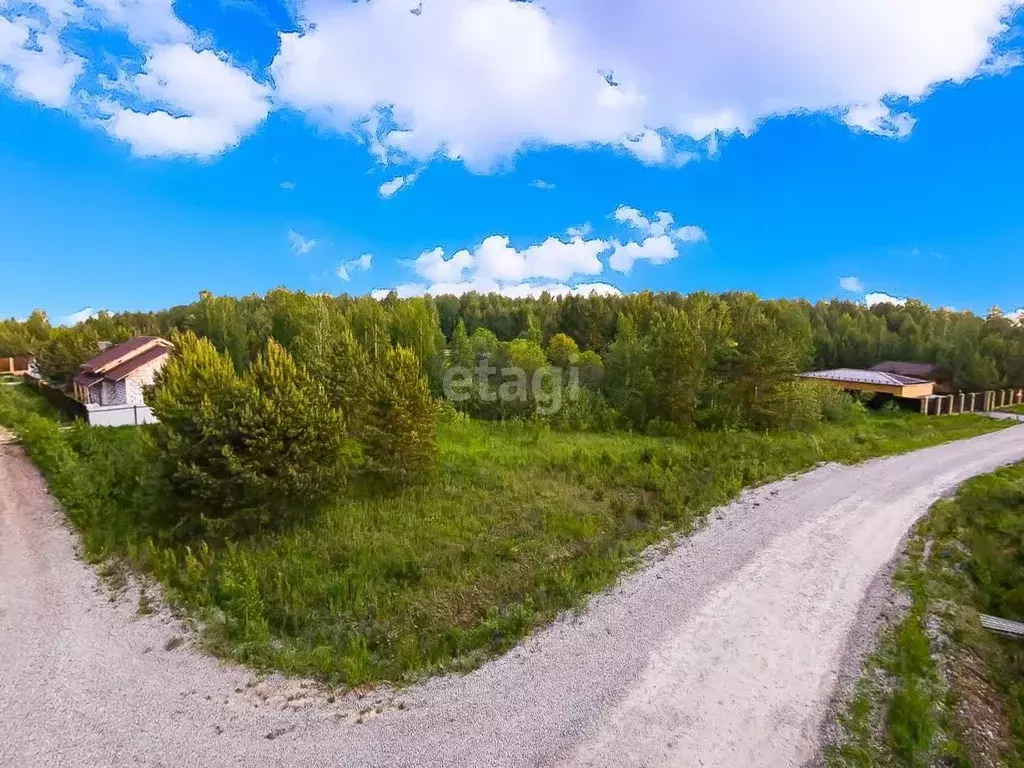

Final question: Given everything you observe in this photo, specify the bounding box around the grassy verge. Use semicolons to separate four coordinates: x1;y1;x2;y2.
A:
0;383;1010;687
1006;404;1024;415
826;461;1024;767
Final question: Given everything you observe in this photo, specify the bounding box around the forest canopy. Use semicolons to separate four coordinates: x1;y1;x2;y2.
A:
2;289;1022;434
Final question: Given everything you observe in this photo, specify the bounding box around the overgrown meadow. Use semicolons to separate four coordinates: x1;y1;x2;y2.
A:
0;383;1007;686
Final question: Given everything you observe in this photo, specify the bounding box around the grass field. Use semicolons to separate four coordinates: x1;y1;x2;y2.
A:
0;383;1011;687
826;461;1024;767
1006;403;1024;415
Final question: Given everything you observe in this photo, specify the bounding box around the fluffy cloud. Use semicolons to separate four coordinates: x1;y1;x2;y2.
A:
843;101;916;138
609;236;677;273
59;306;99;326
372;280;621;300
336;252;373;281
613;205;707;242
379;171;419;199
0;2;270;158
100;44;271;158
271;0;1023;169
5;0;1020;166
839;276;865;293
0;15;83;107
280;180;296;191
374;203;703;297
531;179;556;190
609;205;707;272
288;229;318;255
413;246;475;283
1009;307;1024;324
865;291;908;307
407;232;611;290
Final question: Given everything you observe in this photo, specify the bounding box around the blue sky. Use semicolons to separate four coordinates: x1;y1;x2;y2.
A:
1;0;1023;325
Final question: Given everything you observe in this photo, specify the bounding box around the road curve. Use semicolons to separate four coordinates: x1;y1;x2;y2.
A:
2;424;1024;768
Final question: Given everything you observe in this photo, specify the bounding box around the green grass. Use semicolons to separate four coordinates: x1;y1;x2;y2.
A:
0;382;1011;687
827;461;1024;767
1006;403;1024;415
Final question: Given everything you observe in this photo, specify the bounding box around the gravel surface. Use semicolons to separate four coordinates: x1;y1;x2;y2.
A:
2;423;1024;768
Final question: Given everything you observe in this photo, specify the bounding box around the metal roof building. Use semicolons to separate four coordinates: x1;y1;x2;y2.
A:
799;368;935;398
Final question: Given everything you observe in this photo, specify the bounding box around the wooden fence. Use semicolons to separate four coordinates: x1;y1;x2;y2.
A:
22;378;87;420
920;388;1024;416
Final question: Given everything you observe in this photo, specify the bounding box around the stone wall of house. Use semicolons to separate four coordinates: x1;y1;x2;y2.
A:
124;355;168;406
99;379;127;407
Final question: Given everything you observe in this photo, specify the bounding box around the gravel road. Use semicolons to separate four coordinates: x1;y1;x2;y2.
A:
3;424;1024;768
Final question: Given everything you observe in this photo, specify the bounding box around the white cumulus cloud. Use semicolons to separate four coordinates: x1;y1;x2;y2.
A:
379;170;419;199
0;2;270;158
288;229;318;255
59;306;99;326
839;276;865;293
271;0;1023;169
0;15;83;107
371;280;621;300
375;203;703;296
609;205;707;271
6;0;1021;166
336;252;373;281
609;236;678;273
100;44;271;158
865;291;908;307
843;101;916;138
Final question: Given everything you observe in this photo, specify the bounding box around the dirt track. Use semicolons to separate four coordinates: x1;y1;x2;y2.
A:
2;424;1023;768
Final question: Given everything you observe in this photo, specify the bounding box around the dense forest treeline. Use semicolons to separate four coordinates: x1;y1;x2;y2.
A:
3;289;1022;389
1;290;1022;433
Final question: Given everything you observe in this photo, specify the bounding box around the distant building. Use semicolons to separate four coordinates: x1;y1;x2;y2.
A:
73;337;173;408
799;368;934;399
870;361;955;393
0;355;35;376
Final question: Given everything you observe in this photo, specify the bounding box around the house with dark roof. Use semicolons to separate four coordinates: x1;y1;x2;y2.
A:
73;337;173;408
870;361;955;393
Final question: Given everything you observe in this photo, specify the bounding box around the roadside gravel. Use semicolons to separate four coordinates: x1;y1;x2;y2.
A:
2;423;1023;768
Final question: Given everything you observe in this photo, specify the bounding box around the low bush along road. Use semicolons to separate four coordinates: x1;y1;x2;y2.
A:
1;421;1023;767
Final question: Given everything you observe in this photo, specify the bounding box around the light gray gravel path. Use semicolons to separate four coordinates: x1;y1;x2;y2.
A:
2;424;1024;768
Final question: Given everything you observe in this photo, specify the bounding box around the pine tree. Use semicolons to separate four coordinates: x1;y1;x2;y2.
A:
237;339;353;525
363;346;438;482
449;318;474;369
150;333;354;536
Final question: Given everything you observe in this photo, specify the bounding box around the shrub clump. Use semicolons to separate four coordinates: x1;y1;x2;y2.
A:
149;332;356;537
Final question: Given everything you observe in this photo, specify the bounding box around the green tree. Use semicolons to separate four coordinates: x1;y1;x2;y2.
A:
150;333;353;537
293;298;371;435
237;338;353;523
546;332;579;368
35;326;100;384
604;314;656;428
449;318;474;369
363;346;439;482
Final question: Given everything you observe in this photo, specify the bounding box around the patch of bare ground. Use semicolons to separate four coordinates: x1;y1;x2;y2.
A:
948;647;1011;768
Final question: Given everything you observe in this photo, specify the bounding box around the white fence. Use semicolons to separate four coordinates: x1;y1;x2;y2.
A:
85;404;159;427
